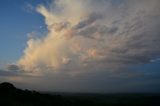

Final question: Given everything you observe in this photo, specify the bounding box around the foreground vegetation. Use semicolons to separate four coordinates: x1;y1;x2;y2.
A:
0;82;160;106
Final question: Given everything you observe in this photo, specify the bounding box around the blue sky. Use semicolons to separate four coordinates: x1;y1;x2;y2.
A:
0;0;160;93
0;0;46;66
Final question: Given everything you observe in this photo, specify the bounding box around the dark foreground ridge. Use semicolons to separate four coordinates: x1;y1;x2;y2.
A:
0;82;160;106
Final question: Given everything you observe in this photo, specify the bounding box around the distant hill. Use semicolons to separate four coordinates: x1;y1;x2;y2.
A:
0;82;160;106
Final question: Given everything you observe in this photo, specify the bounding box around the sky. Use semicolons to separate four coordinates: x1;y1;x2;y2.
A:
0;0;160;93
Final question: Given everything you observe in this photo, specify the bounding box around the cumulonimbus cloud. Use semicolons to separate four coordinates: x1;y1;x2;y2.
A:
17;0;160;75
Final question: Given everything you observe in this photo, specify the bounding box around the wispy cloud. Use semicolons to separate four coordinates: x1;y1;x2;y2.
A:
23;2;35;13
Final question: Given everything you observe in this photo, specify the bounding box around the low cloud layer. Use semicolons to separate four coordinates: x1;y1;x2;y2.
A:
0;69;18;77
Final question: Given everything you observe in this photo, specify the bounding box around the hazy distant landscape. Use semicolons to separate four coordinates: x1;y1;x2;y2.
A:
0;82;160;106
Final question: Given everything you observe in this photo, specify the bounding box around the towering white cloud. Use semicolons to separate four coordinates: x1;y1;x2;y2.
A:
18;0;160;76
